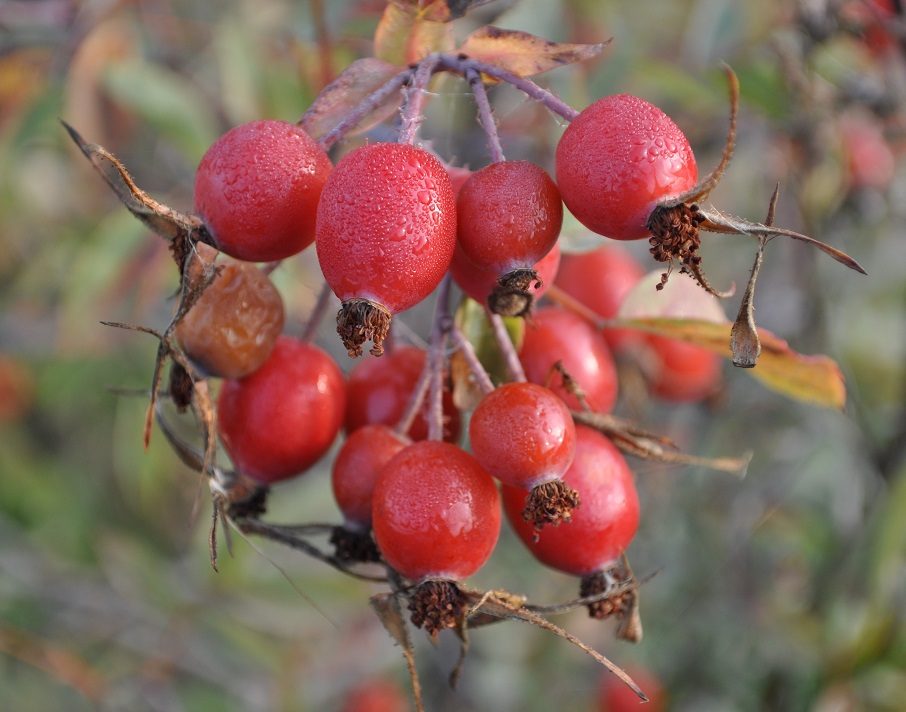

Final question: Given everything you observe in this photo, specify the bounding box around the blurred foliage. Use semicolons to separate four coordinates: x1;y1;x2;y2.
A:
1;0;905;711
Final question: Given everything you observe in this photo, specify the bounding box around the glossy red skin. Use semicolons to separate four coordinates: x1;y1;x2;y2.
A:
456;160;563;274
556;94;697;240
194;120;332;262
372;440;501;581
340;678;411;712
598;665;667;712
642;334;721;403
502;426;639;576
554;244;646;354
331;424;409;530
217;336;346;483
315;143;457;313
450;241;561;306
469;382;576;490
519;307;618;413
344;345;461;443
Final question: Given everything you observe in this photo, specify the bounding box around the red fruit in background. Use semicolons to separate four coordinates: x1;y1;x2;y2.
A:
372;440;501;582
619;270;725;403
556;94;697;240
450;241;561;307
554;244;645;353
598;665;667;712
344;345;461;443
331;424;409;530
340;677;411;712
194;120;332;262
456;160;562;275
502;426;639;576
519;307;618;413
840;114;895;191
175;253;285;379
315;142;456;356
217;336;346;483
469;382;576;490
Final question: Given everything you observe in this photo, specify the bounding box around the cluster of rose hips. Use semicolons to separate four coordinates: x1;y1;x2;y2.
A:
69;28;862;704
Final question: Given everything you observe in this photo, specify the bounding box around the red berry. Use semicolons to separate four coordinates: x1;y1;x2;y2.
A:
469;382;576;490
456;160;562;275
175;251;285;379
344;345;461;443
331;424;409;530
598;665;667;712
450;241;561;308
554;244;645;353
217;336;346;483
315;143;457;356
340;678;411;712
194;120;332;262
372;440;501;582
502;426;639;576
519;307;618;413
556;95;697;240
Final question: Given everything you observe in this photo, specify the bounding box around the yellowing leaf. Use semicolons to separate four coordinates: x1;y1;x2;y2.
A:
458;27;606;78
613;317;847;410
375;3;455;65
300;58;403;142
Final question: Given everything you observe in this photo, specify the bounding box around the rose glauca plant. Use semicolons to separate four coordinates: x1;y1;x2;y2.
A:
64;0;865;709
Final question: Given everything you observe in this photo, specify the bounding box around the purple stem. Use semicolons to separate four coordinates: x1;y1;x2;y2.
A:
314;66;415;151
398;55;442;146
427;275;454;442
465;68;505;163
301;282;333;343
437;54;579;122
450;324;495;395
487;309;527;383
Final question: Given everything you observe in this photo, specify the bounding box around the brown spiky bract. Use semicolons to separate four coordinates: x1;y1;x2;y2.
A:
337;298;392;358
408;580;466;638
522;479;581;537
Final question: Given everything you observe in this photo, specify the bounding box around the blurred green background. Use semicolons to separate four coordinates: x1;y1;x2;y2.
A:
1;0;905;710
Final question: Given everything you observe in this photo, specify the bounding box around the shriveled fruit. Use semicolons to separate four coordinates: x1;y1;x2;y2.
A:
315;142;457;357
519;307;618;413
175;254;285;379
344;345;461;443
194;119;332;261
556;94;697;240
502;425;639;575
372;440;501;582
217;336;346;483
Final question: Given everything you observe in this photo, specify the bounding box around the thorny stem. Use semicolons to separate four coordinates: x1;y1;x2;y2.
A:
450;323;496;395
398;55;442;146
466;67;506;163
315;66;415;151
301;282;334;343
486;309;527;382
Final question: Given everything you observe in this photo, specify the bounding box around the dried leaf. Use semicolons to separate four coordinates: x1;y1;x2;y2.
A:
371;593;425;712
300;58;404;142
613;317;847;409
458;26;606;79
62;121;206;244
375;3;454;66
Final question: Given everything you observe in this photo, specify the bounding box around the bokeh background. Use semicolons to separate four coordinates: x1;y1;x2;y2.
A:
1;0;905;710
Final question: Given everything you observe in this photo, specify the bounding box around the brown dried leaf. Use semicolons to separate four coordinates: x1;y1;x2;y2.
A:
613;317;848;410
371;593;425;712
458;26;606;78
375;3;455;65
62;121;206;244
300;58;404;142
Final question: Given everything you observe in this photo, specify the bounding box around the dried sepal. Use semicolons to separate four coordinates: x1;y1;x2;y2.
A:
62;121;211;264
371;592;425;712
571;409;752;476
